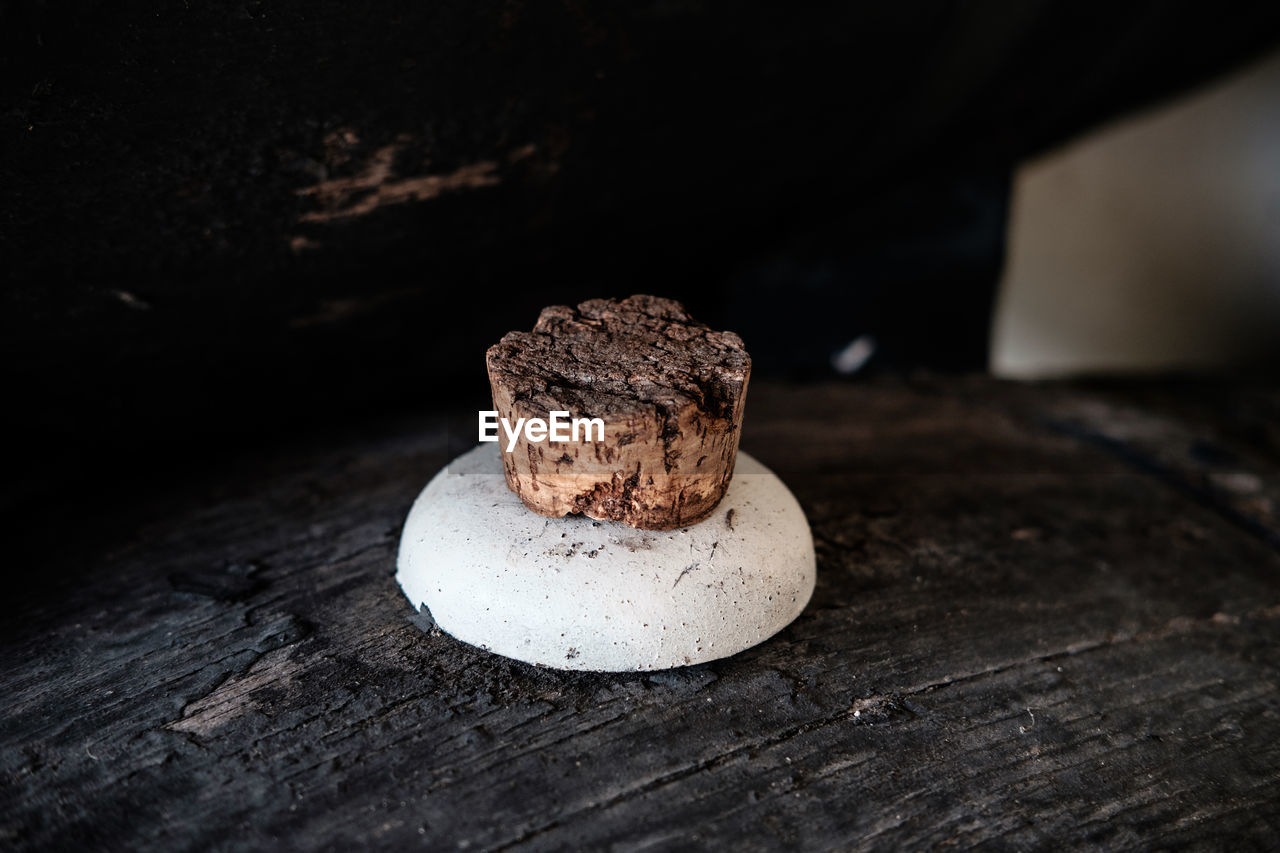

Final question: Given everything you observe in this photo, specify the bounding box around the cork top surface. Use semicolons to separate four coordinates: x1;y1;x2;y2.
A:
486;295;750;421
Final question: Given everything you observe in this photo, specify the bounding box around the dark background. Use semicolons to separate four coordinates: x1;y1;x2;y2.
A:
6;9;1280;846
5;0;1280;506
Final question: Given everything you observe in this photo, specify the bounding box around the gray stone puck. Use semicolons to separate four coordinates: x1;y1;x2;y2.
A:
396;443;815;671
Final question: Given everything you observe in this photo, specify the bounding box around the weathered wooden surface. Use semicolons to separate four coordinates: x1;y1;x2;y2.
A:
4;377;1280;850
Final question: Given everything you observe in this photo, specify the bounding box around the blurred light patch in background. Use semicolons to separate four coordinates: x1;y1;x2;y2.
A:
992;48;1280;378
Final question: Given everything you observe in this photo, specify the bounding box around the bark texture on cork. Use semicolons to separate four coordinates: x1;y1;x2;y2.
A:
485;294;751;529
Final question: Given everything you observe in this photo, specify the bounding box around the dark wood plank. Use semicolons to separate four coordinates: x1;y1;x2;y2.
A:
10;3;1280;453
3;378;1280;850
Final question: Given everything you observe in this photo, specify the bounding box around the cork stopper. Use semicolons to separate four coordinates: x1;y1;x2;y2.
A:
485;294;751;529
